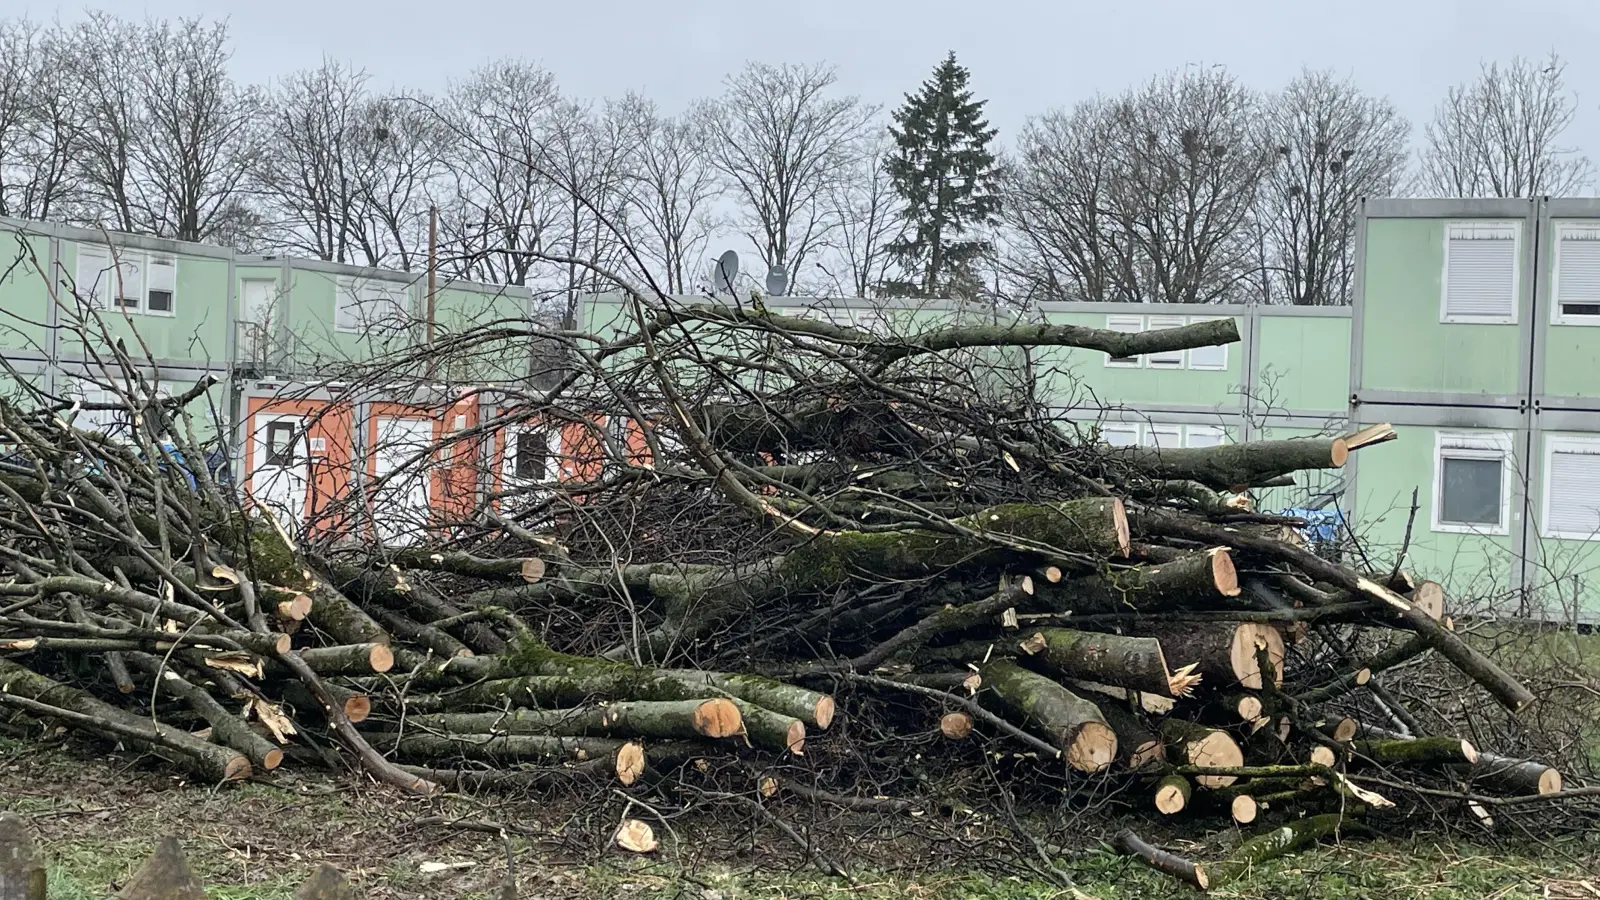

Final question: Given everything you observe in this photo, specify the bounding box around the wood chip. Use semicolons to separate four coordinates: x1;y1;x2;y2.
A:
614;819;658;853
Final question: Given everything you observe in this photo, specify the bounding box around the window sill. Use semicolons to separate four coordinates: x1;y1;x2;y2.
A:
1430;521;1510;537
1551;316;1600;327
1541;528;1600;541
1440;315;1517;325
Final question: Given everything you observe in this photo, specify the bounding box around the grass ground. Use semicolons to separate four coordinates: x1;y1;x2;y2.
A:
3;734;1596;900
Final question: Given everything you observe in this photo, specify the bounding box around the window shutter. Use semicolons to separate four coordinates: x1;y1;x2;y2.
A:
1546;444;1600;538
1187;317;1229;370
1444;223;1518;320
1555;224;1600;318
75;243;111;307
146;255;176;313
1145;315;1185;368
1104;315;1144;367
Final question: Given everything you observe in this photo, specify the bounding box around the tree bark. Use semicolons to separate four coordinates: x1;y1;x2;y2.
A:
1038;548;1240;617
1084;693;1166;770
127;654;283;771
1210;812;1366;886
1112;439;1351;491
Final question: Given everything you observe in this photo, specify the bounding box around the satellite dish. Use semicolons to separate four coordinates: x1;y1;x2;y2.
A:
765;264;789;297
712;250;740;297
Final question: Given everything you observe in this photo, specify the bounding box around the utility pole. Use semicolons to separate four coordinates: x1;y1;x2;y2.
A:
425;205;438;379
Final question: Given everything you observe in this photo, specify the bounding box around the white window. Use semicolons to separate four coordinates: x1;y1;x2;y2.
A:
1141;423;1181;449
1552;222;1600;325
337;277;411;333
1543;435;1600;540
1441;221;1519;324
1097;422;1140;447
1186;316;1229;370
1185;424;1227;448
72;243;177;314
145;254;176;314
1104;315;1144;368
1432;431;1513;535
1145;315;1186;368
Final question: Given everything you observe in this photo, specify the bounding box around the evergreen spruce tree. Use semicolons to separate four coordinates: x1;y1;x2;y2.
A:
884;52;1001;298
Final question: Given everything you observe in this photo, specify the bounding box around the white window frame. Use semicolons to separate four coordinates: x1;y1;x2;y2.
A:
1431;430;1513;536
1541;433;1600;540
336;276;411;333
1440;221;1520;325
1104;315;1145;368
1185;316;1229;370
73;243;179;315
1144;315;1186;369
1097;421;1140;447
144;253;177;316
1184;424;1227;448
1141;422;1181;449
1550;221;1600;326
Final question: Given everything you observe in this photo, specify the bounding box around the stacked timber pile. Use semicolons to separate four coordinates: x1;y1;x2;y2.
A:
0;299;1584;889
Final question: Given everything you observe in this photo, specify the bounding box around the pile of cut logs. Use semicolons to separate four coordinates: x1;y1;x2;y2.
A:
0;300;1580;890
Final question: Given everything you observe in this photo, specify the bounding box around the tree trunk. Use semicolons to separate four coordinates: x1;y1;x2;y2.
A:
980;659;1116;772
1019;628;1180;697
127;654;283;771
1112;438;1352;491
1210;812;1366;886
1112;830;1208;890
1352;736;1478;767
1134;621;1285;690
1160;718;1244;788
1085;693;1166;770
1153;773;1192;815
1040;548;1240;616
402;698;743;742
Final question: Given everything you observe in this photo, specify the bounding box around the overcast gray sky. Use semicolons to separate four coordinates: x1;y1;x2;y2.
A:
19;0;1600;158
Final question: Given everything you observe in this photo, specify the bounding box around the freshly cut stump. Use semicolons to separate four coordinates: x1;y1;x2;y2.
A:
1161;718;1244;788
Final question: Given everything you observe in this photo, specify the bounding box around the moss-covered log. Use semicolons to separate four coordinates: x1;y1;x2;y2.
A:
402;641;835;729
1154;773;1192;815
400;698;743;742
731;699;807;755
1110;438;1352;491
1351;736;1479;767
1467;752;1563;795
1019;628;1179;697
367;731;632;767
267;643;394;677
981;659;1116;772
1210;812;1368;885
304;582;391;647
1038;548;1240;617
625;497;1130;656
386;549;546;583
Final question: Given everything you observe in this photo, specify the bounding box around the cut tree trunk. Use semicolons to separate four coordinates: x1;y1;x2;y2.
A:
1134;621;1285;690
1113;438;1353;491
368;731;633;767
1085;694;1166;770
1468;752;1563;795
1038;548;1240;616
1351;736;1478;767
981;659;1116;772
1018;627;1181;697
1161;718;1245;788
731;699;807;754
1154;773;1192;815
402;698;743;742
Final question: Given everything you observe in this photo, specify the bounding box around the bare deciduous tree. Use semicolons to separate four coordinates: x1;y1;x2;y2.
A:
821;127;903;297
66;12;144;234
698;62;876;289
438;60;565;288
254;59;371;263
1003;68;1268;305
1421;52;1592;198
0;18;80;220
616;94;722;295
1256;70;1409;305
345;95;450;270
542;98;636;323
